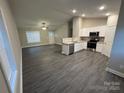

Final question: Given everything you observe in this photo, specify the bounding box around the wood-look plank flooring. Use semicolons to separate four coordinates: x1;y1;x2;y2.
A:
22;45;124;93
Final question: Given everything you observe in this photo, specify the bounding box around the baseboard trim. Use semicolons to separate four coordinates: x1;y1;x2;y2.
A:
55;43;62;45
106;67;124;78
22;44;50;48
22;44;42;48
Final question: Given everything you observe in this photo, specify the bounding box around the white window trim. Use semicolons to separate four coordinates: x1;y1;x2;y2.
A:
26;31;41;44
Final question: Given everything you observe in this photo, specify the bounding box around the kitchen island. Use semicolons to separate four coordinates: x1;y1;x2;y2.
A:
62;41;87;55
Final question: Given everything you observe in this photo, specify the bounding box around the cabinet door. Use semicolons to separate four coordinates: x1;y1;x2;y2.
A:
74;43;86;52
74;43;81;52
105;26;116;43
84;29;89;36
62;45;69;55
80;29;89;36
99;30;105;37
102;43;112;57
96;44;103;53
103;26;116;57
82;42;87;49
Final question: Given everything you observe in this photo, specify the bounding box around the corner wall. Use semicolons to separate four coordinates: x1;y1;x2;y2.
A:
54;23;69;45
107;1;124;77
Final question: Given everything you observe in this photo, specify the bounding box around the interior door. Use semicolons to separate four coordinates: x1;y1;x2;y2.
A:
0;11;17;93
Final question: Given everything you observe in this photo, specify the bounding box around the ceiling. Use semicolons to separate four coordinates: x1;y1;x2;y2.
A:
8;0;121;31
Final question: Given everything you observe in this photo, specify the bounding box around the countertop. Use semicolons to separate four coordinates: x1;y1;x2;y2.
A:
62;42;74;45
97;42;105;44
62;40;105;45
62;41;85;45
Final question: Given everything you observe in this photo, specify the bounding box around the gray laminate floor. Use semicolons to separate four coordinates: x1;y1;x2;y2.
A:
22;45;124;93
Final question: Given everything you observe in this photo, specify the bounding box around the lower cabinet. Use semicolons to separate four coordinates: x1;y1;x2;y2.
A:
62;44;74;55
82;42;87;49
102;43;113;57
74;43;82;52
74;42;87;52
62;44;69;55
62;42;111;57
96;43;103;53
96;43;112;57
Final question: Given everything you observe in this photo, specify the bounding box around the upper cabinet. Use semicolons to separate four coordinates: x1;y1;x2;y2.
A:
79;28;89;36
80;26;107;37
104;26;116;43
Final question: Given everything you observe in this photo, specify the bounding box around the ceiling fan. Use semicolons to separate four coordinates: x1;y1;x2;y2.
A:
41;22;48;30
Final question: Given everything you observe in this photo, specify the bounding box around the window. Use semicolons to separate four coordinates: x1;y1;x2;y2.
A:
26;31;40;43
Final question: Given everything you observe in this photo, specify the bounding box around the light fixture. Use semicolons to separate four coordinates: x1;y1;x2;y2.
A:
41;22;48;30
82;14;85;17
72;9;77;14
99;6;105;10
105;13;110;16
42;27;47;30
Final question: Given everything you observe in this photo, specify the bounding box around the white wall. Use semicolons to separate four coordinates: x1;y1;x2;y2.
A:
107;0;124;77
18;27;52;48
82;17;107;28
0;0;22;93
107;15;119;26
55;23;69;45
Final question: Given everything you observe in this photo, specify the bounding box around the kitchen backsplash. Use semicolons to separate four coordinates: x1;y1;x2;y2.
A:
80;37;105;42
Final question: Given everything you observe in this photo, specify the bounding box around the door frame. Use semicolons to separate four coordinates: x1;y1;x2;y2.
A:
0;8;17;93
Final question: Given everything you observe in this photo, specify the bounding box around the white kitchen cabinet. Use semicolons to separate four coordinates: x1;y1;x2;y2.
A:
79;25;117;57
99;30;105;37
74;42;87;52
80;26;107;37
92;26;106;37
74;43;83;52
104;26;116;43
80;29;89;36
96;43;103;53
82;42;87;49
102;26;116;57
102;43;113;57
62;44;69;55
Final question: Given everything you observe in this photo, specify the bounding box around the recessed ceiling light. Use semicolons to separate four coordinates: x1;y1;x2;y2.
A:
99;6;105;10
105;13;111;16
72;9;77;14
82;14;85;17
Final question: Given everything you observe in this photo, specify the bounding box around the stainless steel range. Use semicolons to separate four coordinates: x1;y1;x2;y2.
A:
87;32;100;50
